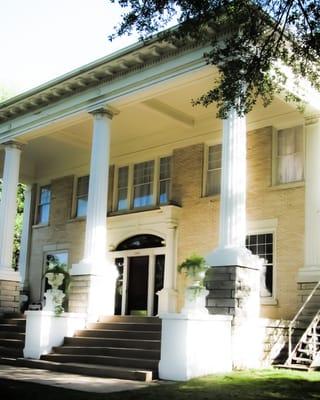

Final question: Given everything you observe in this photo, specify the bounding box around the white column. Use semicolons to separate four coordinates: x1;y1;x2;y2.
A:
71;108;117;317
158;224;178;314
206;109;256;267
18;184;33;288
298;116;320;282
0;142;22;281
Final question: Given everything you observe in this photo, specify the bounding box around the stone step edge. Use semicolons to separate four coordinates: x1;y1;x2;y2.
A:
13;358;155;381
53;345;161;355
42;353;159;365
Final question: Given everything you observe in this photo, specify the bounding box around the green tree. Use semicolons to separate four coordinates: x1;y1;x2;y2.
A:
0;88;24;269
109;0;320;118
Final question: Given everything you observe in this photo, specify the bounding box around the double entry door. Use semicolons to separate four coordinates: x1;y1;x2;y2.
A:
113;249;165;316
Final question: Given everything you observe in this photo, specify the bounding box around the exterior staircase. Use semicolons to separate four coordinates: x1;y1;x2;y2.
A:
277;282;320;371
0;313;26;359
14;315;161;381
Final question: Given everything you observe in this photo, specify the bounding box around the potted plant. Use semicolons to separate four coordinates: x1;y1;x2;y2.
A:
43;260;70;316
178;254;209;314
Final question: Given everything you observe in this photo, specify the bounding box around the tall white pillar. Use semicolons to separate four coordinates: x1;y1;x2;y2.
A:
0;142;22;281
158;224;178;314
298;116;320;282
18;184;33;289
206;109;256;267
71;108;117;318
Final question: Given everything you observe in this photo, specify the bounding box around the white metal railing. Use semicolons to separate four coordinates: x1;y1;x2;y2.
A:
288;281;320;361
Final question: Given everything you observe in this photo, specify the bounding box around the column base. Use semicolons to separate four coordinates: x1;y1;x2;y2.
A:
0;268;20;282
69;260;118;320
157;288;177;314
297;265;320;283
205;247;262;269
0;275;20;314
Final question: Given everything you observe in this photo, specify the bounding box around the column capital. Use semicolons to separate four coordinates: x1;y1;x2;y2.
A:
88;106;118;120
304;114;320;126
1;140;24;151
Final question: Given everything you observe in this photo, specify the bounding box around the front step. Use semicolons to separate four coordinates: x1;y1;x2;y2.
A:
75;329;161;340
30;315;162;381
64;336;160;350
53;345;160;359
41;354;159;370
7;358;154;381
0;314;26;359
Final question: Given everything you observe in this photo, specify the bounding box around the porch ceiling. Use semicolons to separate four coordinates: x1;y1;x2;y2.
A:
1;67;302;183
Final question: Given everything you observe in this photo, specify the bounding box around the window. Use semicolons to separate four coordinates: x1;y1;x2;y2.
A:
37;185;51;224
206;144;222;196
117;167;129;211
76;176;89;217
115;156;171;211
159;156;171;204
275;126;304;184
246;233;274;298
133;161;154;208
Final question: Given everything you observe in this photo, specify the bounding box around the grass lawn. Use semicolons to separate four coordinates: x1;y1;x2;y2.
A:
1;369;320;400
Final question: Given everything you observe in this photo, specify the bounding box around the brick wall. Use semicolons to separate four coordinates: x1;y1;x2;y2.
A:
27;126;305;320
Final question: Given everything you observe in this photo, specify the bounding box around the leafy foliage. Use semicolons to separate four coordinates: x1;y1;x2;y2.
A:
0;180;25;270
109;0;320;118
178;253;208;279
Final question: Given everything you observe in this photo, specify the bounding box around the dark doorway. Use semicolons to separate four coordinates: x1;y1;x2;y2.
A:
127;256;149;315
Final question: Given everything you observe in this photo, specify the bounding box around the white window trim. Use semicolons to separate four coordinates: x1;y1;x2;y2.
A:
113;155;172;212
203;142;222;198
271;125;305;188
247;219;278;306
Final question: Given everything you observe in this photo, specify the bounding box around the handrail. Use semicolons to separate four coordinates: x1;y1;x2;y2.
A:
288;280;320;361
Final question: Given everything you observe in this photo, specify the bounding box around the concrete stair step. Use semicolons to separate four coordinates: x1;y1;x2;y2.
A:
0;345;23;358
99;315;160;324
0;318;26;326
0;338;24;348
0;323;26;332
41;353;159;369
0;313;24;318
0;331;25;340
13;358;155;381
75;329;161;340
64;336;161;350
87;322;161;332
52;345;160;359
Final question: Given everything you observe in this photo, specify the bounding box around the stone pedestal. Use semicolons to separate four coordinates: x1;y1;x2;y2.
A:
24;311;86;359
206;265;261;368
0;279;20;314
159;313;232;381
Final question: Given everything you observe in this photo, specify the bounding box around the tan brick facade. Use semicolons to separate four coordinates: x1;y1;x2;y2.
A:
27;126;305;320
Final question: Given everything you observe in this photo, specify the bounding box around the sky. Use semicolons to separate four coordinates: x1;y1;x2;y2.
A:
0;0;138;97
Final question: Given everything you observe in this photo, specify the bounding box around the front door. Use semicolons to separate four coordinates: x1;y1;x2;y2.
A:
127;256;149;315
113;252;165;316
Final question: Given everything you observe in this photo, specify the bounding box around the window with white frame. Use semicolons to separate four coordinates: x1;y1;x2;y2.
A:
159;156;171;205
75;175;89;217
246;233;274;298
36;185;51;224
205;144;222;196
133;160;154;208
117;166;129;211
115;156;171;211
275;126;304;185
